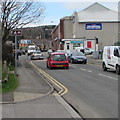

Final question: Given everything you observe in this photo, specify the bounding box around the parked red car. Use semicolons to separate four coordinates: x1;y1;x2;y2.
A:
47;52;69;69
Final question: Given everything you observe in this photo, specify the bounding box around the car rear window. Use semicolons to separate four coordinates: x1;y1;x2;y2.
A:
72;52;84;56
52;54;66;61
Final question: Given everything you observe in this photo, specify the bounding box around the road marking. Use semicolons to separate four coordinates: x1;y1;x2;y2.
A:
70;65;77;68
98;74;118;80
31;62;68;96
80;68;92;73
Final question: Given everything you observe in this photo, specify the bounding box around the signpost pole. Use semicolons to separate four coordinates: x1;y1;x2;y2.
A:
15;35;17;75
10;29;22;75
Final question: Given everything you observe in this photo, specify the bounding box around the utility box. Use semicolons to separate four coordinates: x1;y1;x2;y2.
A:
93;51;99;59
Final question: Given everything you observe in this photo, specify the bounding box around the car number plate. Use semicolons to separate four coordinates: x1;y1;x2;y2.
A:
56;65;63;67
78;59;83;61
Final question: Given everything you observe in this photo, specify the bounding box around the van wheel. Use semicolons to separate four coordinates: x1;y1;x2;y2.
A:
116;65;120;75
102;62;107;71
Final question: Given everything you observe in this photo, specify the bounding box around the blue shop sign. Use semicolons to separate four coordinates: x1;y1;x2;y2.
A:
86;23;102;30
70;41;83;44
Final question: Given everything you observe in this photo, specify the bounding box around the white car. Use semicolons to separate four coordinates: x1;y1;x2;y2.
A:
75;47;94;55
31;51;43;60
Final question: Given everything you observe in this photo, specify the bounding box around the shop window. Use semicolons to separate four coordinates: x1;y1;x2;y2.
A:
73;43;81;49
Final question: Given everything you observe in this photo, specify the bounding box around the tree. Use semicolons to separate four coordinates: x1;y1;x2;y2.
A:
1;0;45;45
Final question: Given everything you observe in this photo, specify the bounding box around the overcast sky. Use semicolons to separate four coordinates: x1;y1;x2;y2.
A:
24;1;119;27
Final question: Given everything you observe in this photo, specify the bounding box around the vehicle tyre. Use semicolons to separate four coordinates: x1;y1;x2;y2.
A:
102;62;107;71
116;65;120;75
47;64;49;68
65;66;69;69
84;61;87;64
49;67;53;69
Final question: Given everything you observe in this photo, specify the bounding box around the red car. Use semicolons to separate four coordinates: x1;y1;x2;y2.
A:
47;52;69;69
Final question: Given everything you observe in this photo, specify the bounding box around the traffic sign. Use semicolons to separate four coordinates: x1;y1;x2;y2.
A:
10;30;22;36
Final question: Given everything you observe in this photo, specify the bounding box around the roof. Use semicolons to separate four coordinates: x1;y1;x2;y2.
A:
77;2;119;22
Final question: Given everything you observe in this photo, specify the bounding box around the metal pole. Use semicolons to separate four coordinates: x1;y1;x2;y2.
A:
15;35;17;75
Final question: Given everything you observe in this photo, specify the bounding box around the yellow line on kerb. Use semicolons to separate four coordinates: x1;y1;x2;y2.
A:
31;62;68;96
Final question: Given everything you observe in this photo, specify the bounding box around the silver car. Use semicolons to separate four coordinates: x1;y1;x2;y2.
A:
31;51;44;60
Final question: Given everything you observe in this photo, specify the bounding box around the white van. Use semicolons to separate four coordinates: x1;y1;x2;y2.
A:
27;45;36;55
102;46;120;74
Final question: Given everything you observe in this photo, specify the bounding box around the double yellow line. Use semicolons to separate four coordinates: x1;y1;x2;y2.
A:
31;62;68;96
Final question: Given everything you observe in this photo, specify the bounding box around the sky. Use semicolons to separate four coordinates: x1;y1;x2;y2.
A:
24;1;119;27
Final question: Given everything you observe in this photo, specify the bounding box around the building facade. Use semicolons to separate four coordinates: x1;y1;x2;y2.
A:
52;2;119;52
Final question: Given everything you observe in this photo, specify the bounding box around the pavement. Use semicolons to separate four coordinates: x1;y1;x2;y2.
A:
87;55;102;66
1;54;102;118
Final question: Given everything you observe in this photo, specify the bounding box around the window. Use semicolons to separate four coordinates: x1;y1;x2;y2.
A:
73;43;81;49
67;43;69;50
52;54;66;61
114;48;119;57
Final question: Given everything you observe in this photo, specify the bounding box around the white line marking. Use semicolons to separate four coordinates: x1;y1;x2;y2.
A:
80;68;92;73
99;74;118;80
70;65;77;68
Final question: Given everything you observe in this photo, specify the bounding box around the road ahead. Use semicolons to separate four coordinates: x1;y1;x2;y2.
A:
33;56;118;118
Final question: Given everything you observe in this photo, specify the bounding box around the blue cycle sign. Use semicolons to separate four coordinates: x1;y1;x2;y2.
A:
86;23;102;30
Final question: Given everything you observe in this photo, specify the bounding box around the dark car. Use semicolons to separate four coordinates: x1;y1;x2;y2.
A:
68;51;87;64
47;52;69;69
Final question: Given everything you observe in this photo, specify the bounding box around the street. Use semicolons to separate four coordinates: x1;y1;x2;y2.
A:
33;54;118;118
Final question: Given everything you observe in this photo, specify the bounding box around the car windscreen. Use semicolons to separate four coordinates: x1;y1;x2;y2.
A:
72;52;84;56
34;52;41;54
52;54;66;61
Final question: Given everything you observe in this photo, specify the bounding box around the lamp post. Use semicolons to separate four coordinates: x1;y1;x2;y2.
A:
83;37;86;54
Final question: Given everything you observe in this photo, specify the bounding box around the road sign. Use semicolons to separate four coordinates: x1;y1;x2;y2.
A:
10;30;22;36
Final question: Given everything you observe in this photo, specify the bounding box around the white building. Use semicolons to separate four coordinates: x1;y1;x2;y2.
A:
62;2;119;52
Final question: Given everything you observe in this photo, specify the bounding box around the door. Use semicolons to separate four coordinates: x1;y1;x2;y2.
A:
87;41;92;48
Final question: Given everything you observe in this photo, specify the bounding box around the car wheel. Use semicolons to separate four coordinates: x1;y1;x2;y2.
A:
49;67;53;69
84;61;87;64
102;62;107;71
47;64;49;68
116;65;120;75
65;66;69;69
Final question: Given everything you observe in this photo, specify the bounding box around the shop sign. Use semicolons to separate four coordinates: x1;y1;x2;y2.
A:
86;23;102;30
70;41;83;44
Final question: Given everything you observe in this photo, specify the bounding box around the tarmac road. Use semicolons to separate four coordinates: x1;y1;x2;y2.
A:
33;54;118;118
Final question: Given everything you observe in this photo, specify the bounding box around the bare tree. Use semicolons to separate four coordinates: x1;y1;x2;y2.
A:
0;0;45;44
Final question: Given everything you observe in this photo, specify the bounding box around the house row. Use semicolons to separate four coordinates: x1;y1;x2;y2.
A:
51;2;119;52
